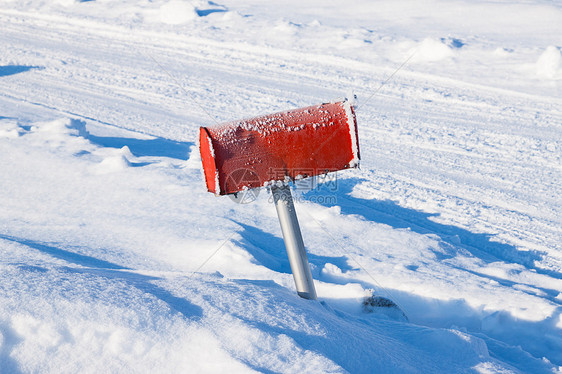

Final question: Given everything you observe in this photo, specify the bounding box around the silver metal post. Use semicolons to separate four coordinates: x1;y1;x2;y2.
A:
271;184;317;300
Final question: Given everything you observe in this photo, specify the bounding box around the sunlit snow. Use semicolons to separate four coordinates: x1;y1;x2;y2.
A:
1;1;561;373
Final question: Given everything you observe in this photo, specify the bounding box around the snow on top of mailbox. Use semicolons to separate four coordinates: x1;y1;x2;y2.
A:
343;100;360;168
208;102;346;142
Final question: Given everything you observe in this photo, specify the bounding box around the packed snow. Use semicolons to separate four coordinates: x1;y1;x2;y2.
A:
1;0;561;373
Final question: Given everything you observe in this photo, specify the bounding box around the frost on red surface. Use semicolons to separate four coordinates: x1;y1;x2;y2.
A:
199;100;360;195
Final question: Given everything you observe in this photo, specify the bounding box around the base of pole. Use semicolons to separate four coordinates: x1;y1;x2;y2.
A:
297;291;316;300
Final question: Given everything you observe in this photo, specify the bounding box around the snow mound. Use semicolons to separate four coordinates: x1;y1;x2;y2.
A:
0;120;21;139
92;151;132;174
159;1;198;25
21;118;90;149
536;45;561;79
32;118;87;138
412;38;454;63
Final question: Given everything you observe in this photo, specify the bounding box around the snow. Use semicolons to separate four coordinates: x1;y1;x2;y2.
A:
536;46;562;79
410;38;454;63
159;1;197;25
342;99;359;168
1;0;561;373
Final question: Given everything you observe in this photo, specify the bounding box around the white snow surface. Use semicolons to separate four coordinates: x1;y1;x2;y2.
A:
1;0;561;373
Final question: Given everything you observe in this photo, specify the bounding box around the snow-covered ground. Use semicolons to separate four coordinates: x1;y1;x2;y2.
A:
1;0;561;372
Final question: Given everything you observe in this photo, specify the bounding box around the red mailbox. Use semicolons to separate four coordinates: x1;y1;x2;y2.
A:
199;99;359;195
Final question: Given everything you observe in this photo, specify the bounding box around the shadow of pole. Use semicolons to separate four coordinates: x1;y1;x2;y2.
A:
232;221;354;277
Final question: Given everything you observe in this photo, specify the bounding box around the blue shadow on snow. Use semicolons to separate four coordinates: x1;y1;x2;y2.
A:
87;134;193;160
0;65;42;77
69;119;193;161
232;221;354;276
303;178;554;278
197;1;227;16
197;8;227;17
215;278;559;373
0;322;23;374
0;234;202;320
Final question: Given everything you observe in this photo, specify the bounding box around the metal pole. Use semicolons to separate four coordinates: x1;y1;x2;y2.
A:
271;184;317;300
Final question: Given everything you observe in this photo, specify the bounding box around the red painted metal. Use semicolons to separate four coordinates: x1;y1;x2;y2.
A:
199;99;360;195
